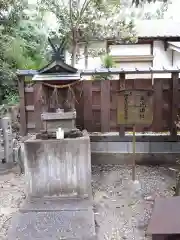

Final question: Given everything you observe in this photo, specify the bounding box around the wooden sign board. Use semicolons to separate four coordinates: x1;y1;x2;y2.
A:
117;89;153;125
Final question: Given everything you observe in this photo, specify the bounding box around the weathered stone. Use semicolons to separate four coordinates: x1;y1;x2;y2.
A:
1;117;13;163
8;208;96;240
23;132;92;198
41;111;76;132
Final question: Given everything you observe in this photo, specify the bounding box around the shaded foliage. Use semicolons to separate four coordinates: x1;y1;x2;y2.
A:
0;1;50;104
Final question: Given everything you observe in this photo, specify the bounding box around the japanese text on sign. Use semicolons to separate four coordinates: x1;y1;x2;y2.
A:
117;90;153;125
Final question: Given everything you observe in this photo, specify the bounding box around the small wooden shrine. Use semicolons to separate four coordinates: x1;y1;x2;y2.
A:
32;38;81;134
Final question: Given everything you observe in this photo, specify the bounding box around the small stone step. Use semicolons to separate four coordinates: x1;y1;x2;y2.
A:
20;197;93;212
8;207;96;240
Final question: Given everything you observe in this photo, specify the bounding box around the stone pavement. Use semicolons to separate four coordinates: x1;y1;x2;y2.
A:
8;198;96;240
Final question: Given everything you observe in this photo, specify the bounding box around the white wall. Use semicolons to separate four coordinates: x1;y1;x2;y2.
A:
66;40;178;79
75;41;106;70
109;44;151;56
173;51;180;66
116;61;152;79
153;41;172;78
153;41;172;67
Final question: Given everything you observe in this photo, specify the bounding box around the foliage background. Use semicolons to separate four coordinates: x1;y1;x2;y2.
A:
0;0;171;105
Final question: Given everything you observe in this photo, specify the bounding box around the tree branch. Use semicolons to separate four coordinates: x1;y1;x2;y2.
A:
77;0;91;25
132;0;168;6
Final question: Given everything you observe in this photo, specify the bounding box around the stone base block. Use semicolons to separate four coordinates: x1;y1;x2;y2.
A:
24;132;92;198
91;152;180;165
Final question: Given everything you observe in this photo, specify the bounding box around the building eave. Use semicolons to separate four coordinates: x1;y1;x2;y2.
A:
111;55;154;62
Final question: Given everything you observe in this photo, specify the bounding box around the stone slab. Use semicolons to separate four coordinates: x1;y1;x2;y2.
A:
91;142;180;153
8;208;96;240
107;142;128;153
0;162;16;175
24;134;91;198
128;142;150;153
91;142;108;152
91;152;180;165
41;111;76;120
20;198;93;212
171;142;180;153
150;142;172;153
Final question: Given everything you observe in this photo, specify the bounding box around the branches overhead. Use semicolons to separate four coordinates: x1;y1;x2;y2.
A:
39;0;137;66
132;0;168;6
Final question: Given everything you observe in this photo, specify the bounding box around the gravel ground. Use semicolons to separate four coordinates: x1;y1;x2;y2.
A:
0;165;176;240
92;165;175;240
0;169;25;240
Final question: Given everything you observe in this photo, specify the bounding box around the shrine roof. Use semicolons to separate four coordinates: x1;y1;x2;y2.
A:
38;59;78;74
17;65;180;76
32;73;80;81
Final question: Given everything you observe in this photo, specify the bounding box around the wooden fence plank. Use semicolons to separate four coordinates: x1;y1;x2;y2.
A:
101;80;110;132
83;81;93;131
153;78;163;131
20;77;179;135
25;87;34;93
170;72;179;138
34;82;43;132
25;105;34;111
18;76;27;136
119;73;125;136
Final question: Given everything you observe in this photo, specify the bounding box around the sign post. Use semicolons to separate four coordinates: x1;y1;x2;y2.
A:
117;89;153;181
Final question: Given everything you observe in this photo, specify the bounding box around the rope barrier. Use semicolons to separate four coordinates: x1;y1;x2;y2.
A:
43;80;80;89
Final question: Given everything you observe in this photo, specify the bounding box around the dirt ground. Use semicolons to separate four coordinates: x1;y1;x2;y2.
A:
0;165;176;240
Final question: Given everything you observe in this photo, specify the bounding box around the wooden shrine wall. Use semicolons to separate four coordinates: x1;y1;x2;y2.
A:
18;73;179;137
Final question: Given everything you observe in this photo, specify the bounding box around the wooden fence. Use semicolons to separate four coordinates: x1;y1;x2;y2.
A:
18;73;180;137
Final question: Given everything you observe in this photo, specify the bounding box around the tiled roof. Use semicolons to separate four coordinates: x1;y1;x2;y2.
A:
135;20;180;38
17;66;180;76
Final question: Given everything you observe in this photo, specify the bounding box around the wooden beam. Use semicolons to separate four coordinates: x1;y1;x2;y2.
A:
83;81;93;131
18;76;27;136
27;123;36;129
34;82;43;132
25;105;34;111
112;55;154;62
170;72;179;138
25;87;34;93
101;80;110;132
119;73;125;136
150;41;153;55
153;79;163;132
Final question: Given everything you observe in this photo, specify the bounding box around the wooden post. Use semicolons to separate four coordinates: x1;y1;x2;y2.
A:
119;73;125;136
101;80;110;132
83;81;93;131
132;124;136;181
170;72;179;138
153;78;163;132
18;75;27;136
34;82;43;133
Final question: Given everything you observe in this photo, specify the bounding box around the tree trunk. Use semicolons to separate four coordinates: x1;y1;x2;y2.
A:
71;41;77;67
84;43;88;69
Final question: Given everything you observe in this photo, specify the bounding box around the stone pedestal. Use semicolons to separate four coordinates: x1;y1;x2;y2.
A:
23;131;92;198
0;117;13;164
